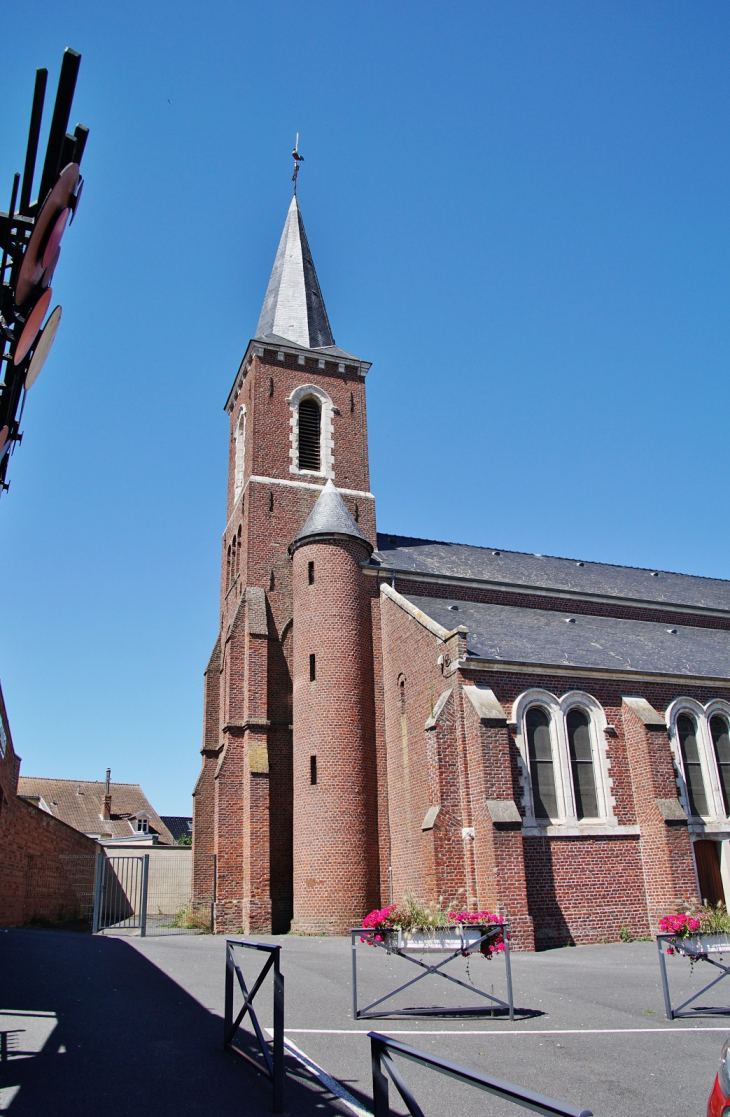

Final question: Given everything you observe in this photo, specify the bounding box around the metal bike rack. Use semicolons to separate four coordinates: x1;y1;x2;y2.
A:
657;933;730;1020
352;923;514;1020
369;1031;592;1117
224;939;284;1113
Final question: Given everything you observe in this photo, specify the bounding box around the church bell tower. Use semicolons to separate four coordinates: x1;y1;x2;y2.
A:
192;188;380;934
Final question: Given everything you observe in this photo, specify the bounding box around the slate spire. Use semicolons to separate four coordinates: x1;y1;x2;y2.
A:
255;196;335;350
291;479;371;552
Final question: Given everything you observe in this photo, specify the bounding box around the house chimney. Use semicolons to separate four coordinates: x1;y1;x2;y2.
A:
101;768;112;820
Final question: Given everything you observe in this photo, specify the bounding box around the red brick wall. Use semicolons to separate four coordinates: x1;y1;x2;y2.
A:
291;537;379;933
523;836;650;947
0;796;97;926
379;590;471;910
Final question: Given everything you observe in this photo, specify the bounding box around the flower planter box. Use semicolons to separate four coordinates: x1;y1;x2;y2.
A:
671;933;730;956
381;925;490;953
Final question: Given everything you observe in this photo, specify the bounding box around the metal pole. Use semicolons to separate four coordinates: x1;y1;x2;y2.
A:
371;1035;390;1117
272;951;284;1114
224;942;234;1047
92;848;104;934
351;931;360;1019
140;854;149;937
504;921;514;1021
657;936;673;1020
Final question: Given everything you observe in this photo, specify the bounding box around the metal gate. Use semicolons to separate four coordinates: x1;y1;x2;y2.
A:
92;852;149;935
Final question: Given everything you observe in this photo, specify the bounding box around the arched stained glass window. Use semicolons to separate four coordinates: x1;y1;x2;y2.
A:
526;707;557;820
678;713;708;816
711;715;730;816
298;398;321;471
567;709;598;819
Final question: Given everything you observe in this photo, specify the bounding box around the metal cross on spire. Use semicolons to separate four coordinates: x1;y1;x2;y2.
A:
292;132;304;194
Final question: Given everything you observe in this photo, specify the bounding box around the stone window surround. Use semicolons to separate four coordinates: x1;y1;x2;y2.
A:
233;405;246;504
667;697;730;825
512;688;617;833
286;383;335;480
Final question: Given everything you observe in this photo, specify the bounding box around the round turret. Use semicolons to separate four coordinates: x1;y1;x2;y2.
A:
289;481;377;934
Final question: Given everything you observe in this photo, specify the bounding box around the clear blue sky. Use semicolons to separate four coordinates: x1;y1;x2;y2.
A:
1;1;728;815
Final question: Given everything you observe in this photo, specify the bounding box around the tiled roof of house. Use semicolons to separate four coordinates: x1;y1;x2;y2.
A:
403;592;730;681
16;778;175;844
160;815;193;843
373;535;730;614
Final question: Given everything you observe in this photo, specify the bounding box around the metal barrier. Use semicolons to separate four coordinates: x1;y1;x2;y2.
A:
656;933;730;1019
92;851;149;935
369;1031;593;1117
224;939;284;1114
352;923;514;1020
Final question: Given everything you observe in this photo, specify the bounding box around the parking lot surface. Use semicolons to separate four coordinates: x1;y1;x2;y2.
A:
1;928;726;1115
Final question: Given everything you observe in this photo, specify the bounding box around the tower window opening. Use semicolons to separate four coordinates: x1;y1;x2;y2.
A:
308;561;314;585
298;398;321;471
310;755;317;785
309;653;316;682
226;545;232;590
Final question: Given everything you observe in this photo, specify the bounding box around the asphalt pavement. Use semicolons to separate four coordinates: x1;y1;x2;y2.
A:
0;927;726;1116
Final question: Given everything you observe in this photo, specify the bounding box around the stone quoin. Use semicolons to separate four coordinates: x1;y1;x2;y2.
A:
192;192;730;946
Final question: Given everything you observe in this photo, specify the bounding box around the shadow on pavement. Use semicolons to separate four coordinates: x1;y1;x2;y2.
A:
0;929;365;1117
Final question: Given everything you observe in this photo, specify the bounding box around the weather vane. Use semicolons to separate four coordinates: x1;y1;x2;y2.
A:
292;132;304;195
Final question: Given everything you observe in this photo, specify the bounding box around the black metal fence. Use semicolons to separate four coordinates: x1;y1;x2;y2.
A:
92;852;149;934
224;939;284;1113
369;1031;593;1117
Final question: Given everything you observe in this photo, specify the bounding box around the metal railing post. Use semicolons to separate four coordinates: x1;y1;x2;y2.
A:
371;1035;390;1117
224;941;234;1046
504;921;514;1021
351;931;360;1019
224;939;285;1112
92;848;104;934
139;854;149;937
367;1031;592;1117
657;936;673;1019
272;953;284;1114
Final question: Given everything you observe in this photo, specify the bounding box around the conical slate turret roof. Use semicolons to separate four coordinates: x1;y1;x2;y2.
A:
256;196;335;350
291;479;371;552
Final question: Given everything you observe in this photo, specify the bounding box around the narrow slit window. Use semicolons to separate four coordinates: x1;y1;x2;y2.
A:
310;755;317;785
567;709;598;819
711;715;730;816
677;714;708;816
298;398;321;471
308;561;314;585
526;707;557;820
309;653;316;682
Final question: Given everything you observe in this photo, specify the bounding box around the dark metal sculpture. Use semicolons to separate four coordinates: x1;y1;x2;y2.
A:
0;48;89;495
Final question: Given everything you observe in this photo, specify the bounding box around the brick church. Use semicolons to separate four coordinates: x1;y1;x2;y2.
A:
192;192;730;948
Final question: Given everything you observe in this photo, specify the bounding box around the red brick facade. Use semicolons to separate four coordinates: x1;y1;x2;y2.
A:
192;213;727;947
0;684;98;927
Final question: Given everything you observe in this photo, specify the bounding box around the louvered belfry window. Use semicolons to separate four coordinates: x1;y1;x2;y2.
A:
298;398;321;471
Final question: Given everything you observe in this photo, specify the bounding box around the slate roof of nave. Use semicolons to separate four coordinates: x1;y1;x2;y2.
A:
403;593;730;680
371;535;730;614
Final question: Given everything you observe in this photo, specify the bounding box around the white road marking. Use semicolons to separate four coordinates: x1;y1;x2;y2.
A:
265;1029;371;1117
282;1026;730;1035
